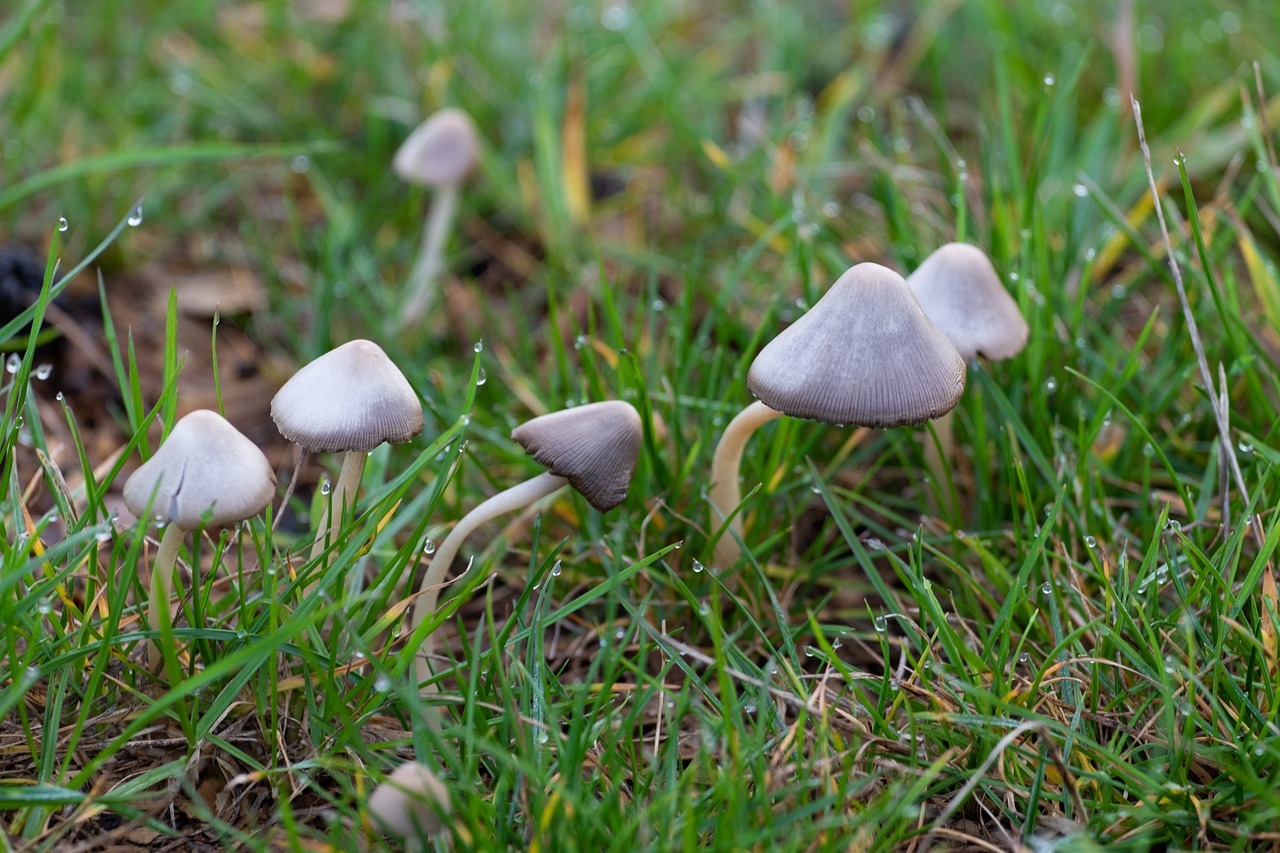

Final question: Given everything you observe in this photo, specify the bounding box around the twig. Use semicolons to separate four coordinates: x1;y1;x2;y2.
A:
1130;96;1264;549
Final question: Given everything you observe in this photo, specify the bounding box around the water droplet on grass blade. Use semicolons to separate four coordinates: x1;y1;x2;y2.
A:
476;367;486;385
58;216;68;232
1041;582;1053;596
551;560;562;576
691;560;703;573
473;341;483;353
5;354;20;374
128;203;143;226
423;538;435;554
33;364;52;380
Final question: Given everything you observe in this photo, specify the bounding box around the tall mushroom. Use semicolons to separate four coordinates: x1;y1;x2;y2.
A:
907;243;1029;506
409;400;642;686
708;262;966;566
270;339;423;587
123;409;276;671
393;107;481;330
367;761;452;851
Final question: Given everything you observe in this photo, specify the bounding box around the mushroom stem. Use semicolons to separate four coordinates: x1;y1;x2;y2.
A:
708;400;783;567
308;449;369;568
411;470;568;686
146;522;186;671
400;181;461;330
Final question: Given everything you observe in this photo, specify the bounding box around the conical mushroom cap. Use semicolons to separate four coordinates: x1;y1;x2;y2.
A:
748;263;966;427
393;107;480;188
271;339;424;453
511;400;642;513
907;243;1029;361
367;761;451;841
123;410;276;529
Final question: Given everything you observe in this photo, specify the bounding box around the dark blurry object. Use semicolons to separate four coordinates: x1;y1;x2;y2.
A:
0;243;44;327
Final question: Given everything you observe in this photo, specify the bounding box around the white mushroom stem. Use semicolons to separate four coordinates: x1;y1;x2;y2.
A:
147;522;186;671
400;181;461;330
411;470;568;686
307;449;369;566
708;400;783;567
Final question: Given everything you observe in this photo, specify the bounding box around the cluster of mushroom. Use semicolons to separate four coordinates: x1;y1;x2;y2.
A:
708;244;1028;565
121;338;643;684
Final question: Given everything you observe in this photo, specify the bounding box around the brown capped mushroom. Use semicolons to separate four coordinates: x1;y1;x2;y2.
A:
393;107;481;329
708;263;965;565
409;400;642;686
270;339;423;577
123;410;276;670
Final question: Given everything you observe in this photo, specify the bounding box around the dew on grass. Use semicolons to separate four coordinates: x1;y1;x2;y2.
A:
373;673;392;692
1041;582;1053;596
614;626;626;640
127;203;143;226
320;479;331;495
1044;377;1058;394
699;601;710;616
742;700;757;714
423;538;436;555
5;353;20;374
476;367;487;386
1238;441;1254;454
867;538;885;551
36;600;51;615
538;731;550;744
1018;652;1030;663
601;0;631;30
58;216;68;232
551;560;563;577
574;335;586;350
94;529;112;543
1072;183;1089;197
1043;73;1056;86
651;298;666;312
33;364;52;380
665;699;675;709
56;392;64;402
1085;535;1096;548
874;615;887;632
473;340;483;353
1166;518;1182;532
691;559;704;573
291;155;310;173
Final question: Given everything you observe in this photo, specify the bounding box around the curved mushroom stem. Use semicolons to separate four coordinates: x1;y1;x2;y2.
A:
146;522;186;671
708;400;784;567
306;449;368;588
400;181;461;331
411;471;568;687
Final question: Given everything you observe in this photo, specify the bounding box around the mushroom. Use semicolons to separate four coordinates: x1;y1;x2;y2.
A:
708;262;966;565
906;243;1029;509
409;400;642;686
393;107;481;330
367;761;451;850
270;339;423;582
122;409;276;671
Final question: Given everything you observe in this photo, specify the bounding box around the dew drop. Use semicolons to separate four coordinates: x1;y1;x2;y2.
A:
423;538;436;555
1072;183;1089;198
1165;518;1182;532
1043;72;1056;86
476;367;487;386
291;155;311;173
36;600;51;615
5;353;20;374
614;626;626;640
1018;652;1030;663
373;673;392;692
473;340;483;353
1041;582;1053;596
58;216;68;232
127;203;143;227
320;479;331;495
551;560;562;577
1238;441;1254;454
1084;535;1096;548
55;392;64;402
33;363;52;380
867;538;885;551
538;731;550;744
873;615;887;632
691;559;704;573
1044;377;1058;394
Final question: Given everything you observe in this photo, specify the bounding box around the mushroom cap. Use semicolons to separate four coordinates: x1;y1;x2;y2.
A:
367;761;451;841
123;410;276;529
747;263;966;427
511;400;643;513
271;339;424;453
393;107;480;188
907;243;1029;361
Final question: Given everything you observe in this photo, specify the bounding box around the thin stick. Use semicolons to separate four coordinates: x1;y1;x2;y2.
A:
1131;96;1263;548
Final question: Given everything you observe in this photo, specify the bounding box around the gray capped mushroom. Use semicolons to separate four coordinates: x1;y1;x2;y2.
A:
393;107;481;329
907;243;1029;514
123;409;276;670
409;400;642;687
367;761;451;850
271;339;423;576
708;262;965;565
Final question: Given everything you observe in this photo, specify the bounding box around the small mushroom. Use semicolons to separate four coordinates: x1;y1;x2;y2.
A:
393;107;481;330
122;410;276;671
271;339;423;581
907;243;1029;511
708;263;966;565
409;400;642;686
367;761;451;850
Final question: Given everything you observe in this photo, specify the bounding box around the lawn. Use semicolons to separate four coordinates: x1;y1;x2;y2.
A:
4;0;1280;850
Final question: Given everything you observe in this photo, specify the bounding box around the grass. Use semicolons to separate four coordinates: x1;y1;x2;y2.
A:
4;0;1280;849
